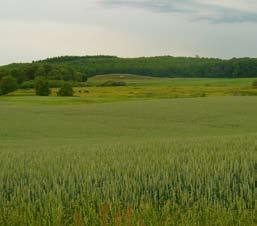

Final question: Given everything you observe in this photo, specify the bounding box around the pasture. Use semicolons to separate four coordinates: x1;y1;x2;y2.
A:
7;75;257;103
0;94;256;225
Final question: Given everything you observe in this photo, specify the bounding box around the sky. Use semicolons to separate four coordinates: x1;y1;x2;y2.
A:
1;0;257;65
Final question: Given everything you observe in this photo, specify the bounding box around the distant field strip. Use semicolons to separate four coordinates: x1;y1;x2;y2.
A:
7;76;257;103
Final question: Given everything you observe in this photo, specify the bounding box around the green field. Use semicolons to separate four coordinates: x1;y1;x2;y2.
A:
0;91;256;225
7;76;257;104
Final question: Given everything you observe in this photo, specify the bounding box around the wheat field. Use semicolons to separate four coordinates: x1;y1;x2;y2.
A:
0;96;256;225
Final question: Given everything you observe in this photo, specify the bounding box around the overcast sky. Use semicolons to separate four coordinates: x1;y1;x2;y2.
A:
1;0;257;65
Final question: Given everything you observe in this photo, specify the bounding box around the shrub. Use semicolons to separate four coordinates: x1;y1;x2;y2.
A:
0;75;18;95
252;80;257;88
48;80;64;88
98;81;127;87
35;77;50;96
20;80;34;89
57;82;74;97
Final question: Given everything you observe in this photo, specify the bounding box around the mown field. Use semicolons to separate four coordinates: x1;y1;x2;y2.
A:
0;92;256;225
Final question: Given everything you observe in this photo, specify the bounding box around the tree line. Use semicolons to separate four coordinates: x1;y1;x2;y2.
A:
40;56;257;78
0;63;87;85
1;56;257;86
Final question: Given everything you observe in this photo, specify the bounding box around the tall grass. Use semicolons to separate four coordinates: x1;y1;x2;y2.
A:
0;96;257;225
0;136;256;226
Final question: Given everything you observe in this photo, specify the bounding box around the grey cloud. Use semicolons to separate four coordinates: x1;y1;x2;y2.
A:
99;0;257;23
197;6;257;23
100;0;198;13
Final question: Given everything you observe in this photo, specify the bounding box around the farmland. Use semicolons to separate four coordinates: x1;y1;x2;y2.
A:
2;0;257;223
0;85;257;225
6;75;257;104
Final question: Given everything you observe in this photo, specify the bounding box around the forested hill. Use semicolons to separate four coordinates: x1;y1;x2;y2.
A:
39;56;257;77
1;55;257;83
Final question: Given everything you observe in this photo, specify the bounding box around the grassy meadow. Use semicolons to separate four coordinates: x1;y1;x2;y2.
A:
7;75;257;103
0;76;257;226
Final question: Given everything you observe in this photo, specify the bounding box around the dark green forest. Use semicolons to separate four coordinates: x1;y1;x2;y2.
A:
1;56;257;85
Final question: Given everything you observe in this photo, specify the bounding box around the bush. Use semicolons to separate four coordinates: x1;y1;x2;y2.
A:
98;81;127;87
57;82;74;97
20;80;34;89
252;80;257;88
35;77;50;96
0;75;18;95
